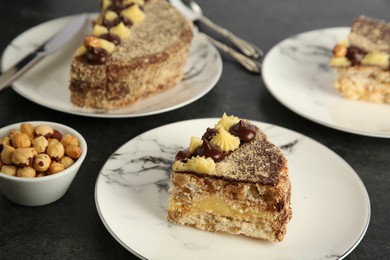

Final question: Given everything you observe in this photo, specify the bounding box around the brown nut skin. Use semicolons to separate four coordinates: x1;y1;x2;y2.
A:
61;134;79;147
35;125;54;138
60;156;74;169
46;141;65;161
11;148;37;167
0;165;17;176
33;154;51;172
32;136;49;154
17;166;36;178
1;145;16;164
65;144;81;159
20;123;35;139
52;129;63;141
47;162;65;175
11;133;31;148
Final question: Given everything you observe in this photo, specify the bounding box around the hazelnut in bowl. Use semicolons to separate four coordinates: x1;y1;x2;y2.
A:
0;121;87;206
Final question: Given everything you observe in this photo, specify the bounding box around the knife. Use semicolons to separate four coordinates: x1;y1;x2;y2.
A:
0;13;88;92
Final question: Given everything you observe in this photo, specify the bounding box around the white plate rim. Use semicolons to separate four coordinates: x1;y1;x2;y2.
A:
1;14;222;118
262;27;390;138
94;118;371;259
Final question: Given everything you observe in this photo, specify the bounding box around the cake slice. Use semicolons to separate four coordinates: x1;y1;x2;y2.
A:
69;0;193;109
330;16;390;103
167;114;292;242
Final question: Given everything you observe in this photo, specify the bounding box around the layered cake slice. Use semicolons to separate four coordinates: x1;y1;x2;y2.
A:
69;0;193;109
330;16;390;103
167;114;292;242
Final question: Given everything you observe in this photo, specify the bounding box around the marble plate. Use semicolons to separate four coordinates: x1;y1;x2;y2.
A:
262;27;390;138
1;14;222;118
95;118;370;260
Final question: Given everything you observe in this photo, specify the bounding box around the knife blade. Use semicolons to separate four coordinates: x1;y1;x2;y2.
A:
0;13;88;92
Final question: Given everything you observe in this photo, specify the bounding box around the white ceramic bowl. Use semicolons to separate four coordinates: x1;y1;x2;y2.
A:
0;121;87;206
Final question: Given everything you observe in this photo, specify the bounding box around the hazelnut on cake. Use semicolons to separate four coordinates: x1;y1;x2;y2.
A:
330;16;390;103
69;0;193;109
167;114;292;242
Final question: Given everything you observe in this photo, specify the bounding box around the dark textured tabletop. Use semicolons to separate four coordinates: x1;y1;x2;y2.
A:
0;0;389;259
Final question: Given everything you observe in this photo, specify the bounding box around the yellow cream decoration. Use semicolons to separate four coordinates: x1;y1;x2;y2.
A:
173;156;215;174
92;24;109;36
330;57;351;67
104;10;118;21
188;137;202;154
109;22;131;40
210;127;240;152
74;46;87;56
102;0;112;10
121;4;145;24
215;113;240;131
361;52;390;68
97;38;116;53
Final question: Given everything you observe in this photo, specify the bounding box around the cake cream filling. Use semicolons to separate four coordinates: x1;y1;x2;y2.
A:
330;39;390;68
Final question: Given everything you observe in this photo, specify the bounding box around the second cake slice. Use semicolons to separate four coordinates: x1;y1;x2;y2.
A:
167;114;292;242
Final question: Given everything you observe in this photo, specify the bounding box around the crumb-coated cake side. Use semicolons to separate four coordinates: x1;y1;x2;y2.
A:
330;16;390;104
167;114;292;242
69;0;193;109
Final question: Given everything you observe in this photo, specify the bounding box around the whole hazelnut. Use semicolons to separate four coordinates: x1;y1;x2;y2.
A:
33;154;51;172
32;136;49;154
61;134;79;147
60;156;74;169
0;165;17;176
9;130;21;138
0;136;11;146
47;162;65;175
20;123;35;139
17;166;36;178
11;133;31;148
35;125;54;138
65;144;82;159
12;147;37;167
333;44;347;58
1;145;15;164
47;141;65;161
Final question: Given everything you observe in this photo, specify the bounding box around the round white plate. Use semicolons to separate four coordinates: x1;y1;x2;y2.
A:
262;27;390;138
1;14;222;118
95;118;370;260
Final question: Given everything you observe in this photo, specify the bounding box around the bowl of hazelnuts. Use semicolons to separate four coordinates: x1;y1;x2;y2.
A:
0;121;87;206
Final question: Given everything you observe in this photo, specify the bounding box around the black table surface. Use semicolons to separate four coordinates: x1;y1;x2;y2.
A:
0;0;389;259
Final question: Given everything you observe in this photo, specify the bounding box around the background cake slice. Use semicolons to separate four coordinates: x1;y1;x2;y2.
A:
69;0;193;109
167;114;292;242
330;16;390;103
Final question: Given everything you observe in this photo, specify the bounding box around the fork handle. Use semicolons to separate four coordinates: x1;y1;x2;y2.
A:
203;33;261;74
199;16;263;59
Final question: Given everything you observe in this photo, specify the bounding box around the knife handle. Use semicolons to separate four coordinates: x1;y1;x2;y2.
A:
0;52;44;92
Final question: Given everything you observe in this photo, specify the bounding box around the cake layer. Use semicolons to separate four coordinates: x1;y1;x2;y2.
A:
168;169;292;242
349;15;390;54
69;0;193;109
333;66;390;103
